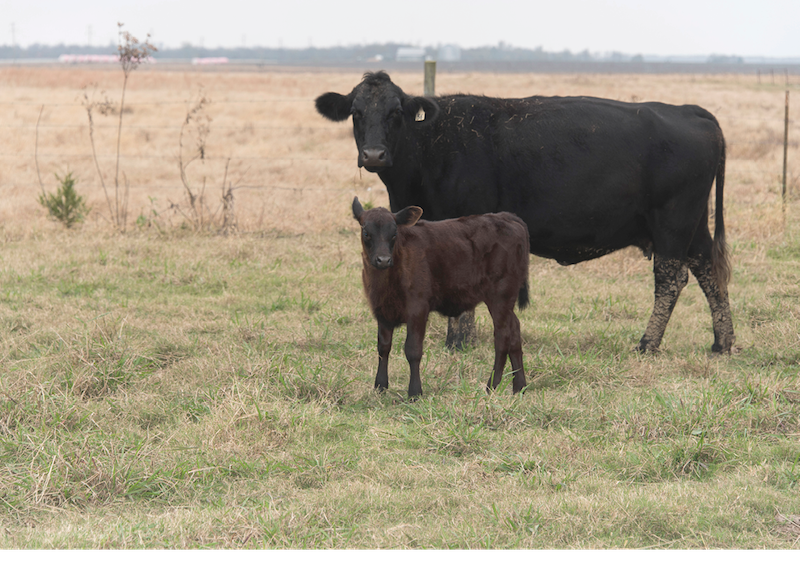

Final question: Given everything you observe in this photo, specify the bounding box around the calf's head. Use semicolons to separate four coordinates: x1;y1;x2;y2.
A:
352;197;422;270
316;71;439;173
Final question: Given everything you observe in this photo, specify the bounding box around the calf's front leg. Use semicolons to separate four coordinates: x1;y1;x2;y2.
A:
375;323;394;391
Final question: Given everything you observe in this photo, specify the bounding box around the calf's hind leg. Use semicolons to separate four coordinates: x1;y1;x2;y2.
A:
404;313;429;398
487;305;527;394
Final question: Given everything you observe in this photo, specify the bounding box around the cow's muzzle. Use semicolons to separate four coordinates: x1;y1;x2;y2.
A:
360;146;391;172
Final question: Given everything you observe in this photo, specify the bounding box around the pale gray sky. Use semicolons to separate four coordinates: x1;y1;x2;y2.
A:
2;0;798;58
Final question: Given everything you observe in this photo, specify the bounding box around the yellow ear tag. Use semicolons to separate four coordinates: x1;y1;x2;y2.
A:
415;107;425;122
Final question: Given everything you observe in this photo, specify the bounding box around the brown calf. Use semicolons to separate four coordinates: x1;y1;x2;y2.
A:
352;197;530;398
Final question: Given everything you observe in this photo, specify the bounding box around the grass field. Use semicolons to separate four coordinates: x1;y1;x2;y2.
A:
0;66;799;548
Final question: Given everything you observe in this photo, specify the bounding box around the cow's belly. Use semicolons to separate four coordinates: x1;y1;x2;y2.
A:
526;210;651;264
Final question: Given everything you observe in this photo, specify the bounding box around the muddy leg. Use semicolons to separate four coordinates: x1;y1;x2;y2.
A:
688;255;735;353
446;310;477;351
637;255;689;352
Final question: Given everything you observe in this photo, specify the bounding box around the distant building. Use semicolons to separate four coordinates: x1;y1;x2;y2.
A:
396;47;426;62
191;57;229;65
438;45;461;62
58;54;119;63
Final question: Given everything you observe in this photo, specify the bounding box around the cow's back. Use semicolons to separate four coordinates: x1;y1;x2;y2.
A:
390;94;723;263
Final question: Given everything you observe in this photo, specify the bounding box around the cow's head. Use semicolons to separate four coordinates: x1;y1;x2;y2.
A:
352;197;422;269
316;72;439;173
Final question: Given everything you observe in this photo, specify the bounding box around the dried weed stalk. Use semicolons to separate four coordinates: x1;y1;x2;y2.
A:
81;24;156;232
220;159;238;236
178;90;212;230
176;90;239;234
82;88;115;223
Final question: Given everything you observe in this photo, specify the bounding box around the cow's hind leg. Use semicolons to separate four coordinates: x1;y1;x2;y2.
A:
687;231;735;353
688;255;735;353
637;254;689;352
446;310;477;351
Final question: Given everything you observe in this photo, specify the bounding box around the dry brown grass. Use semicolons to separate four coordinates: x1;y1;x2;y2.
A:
3;66;800;549
1;66;797;243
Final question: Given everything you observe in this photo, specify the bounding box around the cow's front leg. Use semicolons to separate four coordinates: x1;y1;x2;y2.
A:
375;323;394;391
637;255;689;352
405;313;429;399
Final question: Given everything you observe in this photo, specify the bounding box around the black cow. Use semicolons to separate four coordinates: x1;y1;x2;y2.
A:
316;72;734;354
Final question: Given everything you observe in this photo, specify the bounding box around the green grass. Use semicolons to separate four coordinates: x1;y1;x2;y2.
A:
0;225;798;548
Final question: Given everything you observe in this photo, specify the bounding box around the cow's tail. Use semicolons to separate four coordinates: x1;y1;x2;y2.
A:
711;137;731;289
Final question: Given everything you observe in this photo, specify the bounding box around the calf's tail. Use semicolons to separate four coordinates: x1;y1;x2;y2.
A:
517;217;531;311
517;281;530;311
712;138;731;289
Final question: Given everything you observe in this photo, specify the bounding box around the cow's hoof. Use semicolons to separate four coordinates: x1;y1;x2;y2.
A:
711;336;736;355
710;344;740;355
634;340;660;353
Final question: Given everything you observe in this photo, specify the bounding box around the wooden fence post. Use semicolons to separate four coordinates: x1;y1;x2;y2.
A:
422;58;476;350
424;60;436;97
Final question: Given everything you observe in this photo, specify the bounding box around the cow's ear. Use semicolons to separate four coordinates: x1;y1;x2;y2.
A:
403;96;439;126
395;206;423;227
352;196;364;221
316;92;353;122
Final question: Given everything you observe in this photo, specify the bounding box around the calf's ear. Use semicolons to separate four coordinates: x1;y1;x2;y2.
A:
352;197;364;221
395;206;423;227
403;96;439;126
316;92;353;121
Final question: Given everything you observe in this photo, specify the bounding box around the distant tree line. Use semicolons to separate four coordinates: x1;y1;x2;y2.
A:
0;41;659;63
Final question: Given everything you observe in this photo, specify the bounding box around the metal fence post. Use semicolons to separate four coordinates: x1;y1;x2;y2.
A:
783;90;790;217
